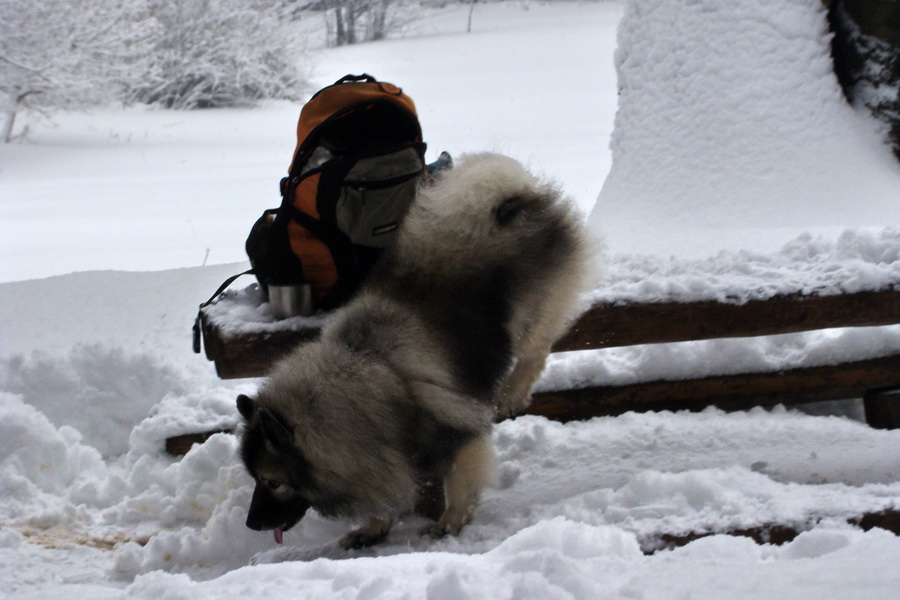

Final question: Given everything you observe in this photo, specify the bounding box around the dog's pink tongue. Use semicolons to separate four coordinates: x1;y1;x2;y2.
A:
274;526;284;545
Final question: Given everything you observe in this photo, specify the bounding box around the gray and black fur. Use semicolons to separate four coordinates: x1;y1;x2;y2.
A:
238;153;593;549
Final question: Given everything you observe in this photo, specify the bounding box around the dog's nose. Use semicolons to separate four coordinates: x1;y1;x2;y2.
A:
245;514;264;531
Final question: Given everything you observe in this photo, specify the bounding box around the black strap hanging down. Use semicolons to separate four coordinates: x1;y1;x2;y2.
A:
192;269;254;354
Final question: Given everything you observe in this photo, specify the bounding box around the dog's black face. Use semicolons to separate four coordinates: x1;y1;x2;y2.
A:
237;394;312;544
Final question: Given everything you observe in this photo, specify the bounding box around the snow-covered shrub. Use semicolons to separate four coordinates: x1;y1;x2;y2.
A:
128;0;310;109
0;0;310;138
0;0;155;141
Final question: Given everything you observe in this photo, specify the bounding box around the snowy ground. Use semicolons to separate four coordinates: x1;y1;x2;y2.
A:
2;1;900;599
0;2;621;284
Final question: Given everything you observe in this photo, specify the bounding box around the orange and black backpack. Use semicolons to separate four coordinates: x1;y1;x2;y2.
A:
194;74;448;353
248;73;428;309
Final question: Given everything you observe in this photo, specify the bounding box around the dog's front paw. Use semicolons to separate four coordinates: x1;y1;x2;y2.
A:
419;512;471;539
339;518;392;550
419;522;460;539
339;530;388;550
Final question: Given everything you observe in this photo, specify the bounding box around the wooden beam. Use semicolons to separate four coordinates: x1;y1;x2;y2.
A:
552;288;900;352
643;508;900;554
524;353;900;422
165;429;234;456
201;288;900;379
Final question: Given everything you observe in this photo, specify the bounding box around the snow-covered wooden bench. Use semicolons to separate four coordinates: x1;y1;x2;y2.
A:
196;282;900;430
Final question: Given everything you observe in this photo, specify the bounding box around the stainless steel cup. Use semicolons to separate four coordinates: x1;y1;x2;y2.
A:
268;283;315;319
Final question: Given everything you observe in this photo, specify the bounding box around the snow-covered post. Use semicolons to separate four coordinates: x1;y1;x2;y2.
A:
591;0;900;257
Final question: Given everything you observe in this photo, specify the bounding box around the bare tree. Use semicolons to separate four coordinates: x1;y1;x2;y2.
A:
322;0;417;47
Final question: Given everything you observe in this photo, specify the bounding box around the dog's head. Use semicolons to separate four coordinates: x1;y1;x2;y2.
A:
237;394;312;544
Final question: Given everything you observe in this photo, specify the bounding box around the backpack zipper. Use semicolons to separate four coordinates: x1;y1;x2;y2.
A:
344;168;423;191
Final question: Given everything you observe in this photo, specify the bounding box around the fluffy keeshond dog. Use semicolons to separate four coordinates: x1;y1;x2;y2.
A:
237;153;592;549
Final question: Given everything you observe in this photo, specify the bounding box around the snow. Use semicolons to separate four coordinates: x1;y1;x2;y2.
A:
1;1;900;599
591;0;900;258
2;394;899;598
594;228;900;304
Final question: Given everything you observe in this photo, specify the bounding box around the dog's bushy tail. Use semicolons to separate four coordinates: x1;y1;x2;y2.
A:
402;153;589;269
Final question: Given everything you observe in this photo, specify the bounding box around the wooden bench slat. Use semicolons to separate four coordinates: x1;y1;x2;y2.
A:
553;288;900;351
525;353;900;422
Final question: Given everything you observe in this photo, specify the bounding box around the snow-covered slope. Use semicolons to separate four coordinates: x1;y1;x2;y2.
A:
591;0;900;257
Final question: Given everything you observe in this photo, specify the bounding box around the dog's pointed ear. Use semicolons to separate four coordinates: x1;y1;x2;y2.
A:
257;408;294;448
237;394;255;421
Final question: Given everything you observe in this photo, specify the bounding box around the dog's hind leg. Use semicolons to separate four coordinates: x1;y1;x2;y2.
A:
421;434;496;538
340;517;393;550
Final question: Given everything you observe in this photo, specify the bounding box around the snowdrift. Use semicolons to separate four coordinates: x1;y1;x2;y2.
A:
591;0;900;257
